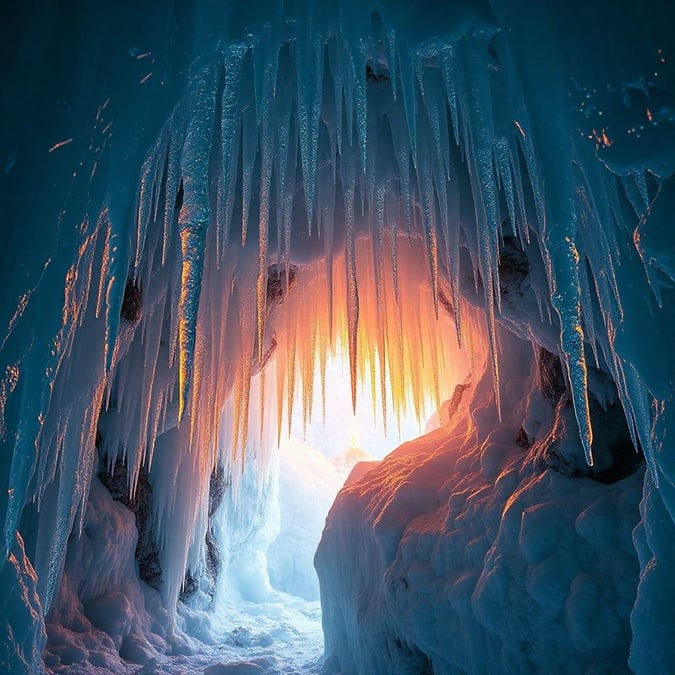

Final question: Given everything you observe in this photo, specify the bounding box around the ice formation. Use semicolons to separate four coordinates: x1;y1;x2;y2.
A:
0;0;674;672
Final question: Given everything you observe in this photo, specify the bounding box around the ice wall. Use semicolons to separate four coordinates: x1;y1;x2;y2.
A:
0;0;673;671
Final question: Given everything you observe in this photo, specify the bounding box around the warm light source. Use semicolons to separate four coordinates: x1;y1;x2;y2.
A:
240;233;476;464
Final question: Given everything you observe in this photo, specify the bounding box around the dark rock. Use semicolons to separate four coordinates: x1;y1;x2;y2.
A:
205;527;221;582
439;383;471;424
180;470;227;603
537;347;568;405
487;43;501;70
437;287;455;319
266;263;298;307
97;458;128;502
253;335;277;377
390;638;433;675
528;392;643;484
202;473;226;590
120;280;142;324
248;263;298;373
98;458;162;589
516;426;531;449
498;234;529;296
179;572;199;602
174;178;184;210
365;64;390;83
208;466;228;518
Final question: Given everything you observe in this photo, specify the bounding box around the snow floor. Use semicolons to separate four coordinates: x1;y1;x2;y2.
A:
154;595;324;674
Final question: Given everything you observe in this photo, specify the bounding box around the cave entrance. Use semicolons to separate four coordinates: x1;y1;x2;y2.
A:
267;350;426;601
204;351;425;670
179;235;475;670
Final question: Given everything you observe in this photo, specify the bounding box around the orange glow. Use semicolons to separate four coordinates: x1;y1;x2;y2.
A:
263;234;476;453
159;227;483;504
48;138;73;153
591;128;613;149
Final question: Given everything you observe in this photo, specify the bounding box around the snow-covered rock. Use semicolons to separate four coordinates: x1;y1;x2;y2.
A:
316;331;643;674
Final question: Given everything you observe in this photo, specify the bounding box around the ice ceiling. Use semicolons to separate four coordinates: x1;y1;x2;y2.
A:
1;0;674;672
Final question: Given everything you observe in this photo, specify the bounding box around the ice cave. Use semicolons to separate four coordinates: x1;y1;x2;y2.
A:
1;0;674;672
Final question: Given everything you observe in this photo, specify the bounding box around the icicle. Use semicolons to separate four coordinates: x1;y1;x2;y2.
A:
416;117;440;317
319;159;336;338
95;210;112;320
102;212;126;374
282;120;298;268
494;137;517;232
327;37;344;160
296;30;325;231
274;45;295;261
256;102;274;362
623;362;659;485
286;315;297;437
374;185;389;435
239;344;253;459
440;45;460;146
219;43;247;254
386;29;397;101
343;154;359;413
134;139;162;273
553;234;595;465
275;345;286;447
161;119;182;266
353;43;368;173
241;103;258;247
397;40;418;161
176;67;217;422
508;135;529;245
458;38;502;417
319;330;328;424
385;191;400;304
446;155;463;347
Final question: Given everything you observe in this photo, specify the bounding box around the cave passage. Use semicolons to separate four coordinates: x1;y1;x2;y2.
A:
185;351;429;673
89;231;473;673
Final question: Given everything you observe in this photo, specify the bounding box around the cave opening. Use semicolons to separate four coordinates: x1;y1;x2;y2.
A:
163;238;475;671
193;349;434;671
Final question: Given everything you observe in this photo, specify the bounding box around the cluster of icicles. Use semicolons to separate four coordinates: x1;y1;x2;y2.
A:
9;14;661;623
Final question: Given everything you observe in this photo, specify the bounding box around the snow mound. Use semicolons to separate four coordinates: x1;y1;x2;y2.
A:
316;331;643;674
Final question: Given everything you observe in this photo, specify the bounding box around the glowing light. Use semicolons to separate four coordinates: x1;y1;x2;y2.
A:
48;138;73;152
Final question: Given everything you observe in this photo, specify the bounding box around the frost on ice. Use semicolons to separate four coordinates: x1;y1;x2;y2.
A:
0;0;674;673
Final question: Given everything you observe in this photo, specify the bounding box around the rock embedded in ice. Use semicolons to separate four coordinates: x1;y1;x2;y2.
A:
120;280;142;324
